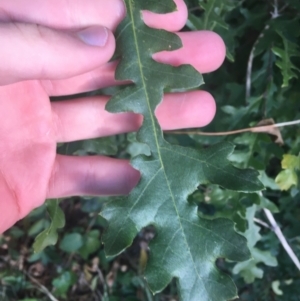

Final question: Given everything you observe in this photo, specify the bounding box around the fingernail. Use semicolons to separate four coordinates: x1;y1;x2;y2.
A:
116;0;126;19
77;26;108;47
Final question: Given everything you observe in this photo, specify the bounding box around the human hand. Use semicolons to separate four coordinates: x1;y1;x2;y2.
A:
0;0;225;233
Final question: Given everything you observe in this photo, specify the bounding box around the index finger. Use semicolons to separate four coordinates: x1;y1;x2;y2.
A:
0;0;126;31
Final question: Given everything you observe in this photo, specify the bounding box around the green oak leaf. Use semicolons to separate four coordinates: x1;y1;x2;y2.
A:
233;205;277;283
281;154;300;170
33;200;65;253
198;0;235;30
187;0;236;61
272;32;300;87
275;154;300;190
101;1;263;300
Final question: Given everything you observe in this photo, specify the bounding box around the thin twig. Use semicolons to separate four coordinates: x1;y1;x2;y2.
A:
254;218;271;229
24;271;60;301
263;208;300;271
279;4;289;13
189;7;203;13
97;266;108;298
272;0;279;18
262;49;274;117
271;120;300;127
245;0;282;101
246;41;256;100
167;119;300;137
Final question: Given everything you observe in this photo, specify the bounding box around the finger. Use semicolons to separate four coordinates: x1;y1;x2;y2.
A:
0;0;126;31
44;31;225;96
0;23;115;85
156;91;216;130
153;31;226;73
51;91;216;143
47;155;140;198
42;61;120;97
142;0;188;32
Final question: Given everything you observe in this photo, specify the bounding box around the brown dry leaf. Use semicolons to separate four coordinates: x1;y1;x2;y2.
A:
168;118;284;145
106;261;119;289
251;119;284;145
28;262;45;278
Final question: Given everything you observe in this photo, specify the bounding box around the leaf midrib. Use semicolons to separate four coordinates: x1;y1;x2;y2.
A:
128;0;206;294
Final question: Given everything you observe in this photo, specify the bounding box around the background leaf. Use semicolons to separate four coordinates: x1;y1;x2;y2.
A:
233;205;278;283
33;200;65;253
59;233;83;253
276;154;300;190
272;33;300;87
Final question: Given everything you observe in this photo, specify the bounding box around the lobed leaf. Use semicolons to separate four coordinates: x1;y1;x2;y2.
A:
275;154;300;190
33;200;65;253
198;0;235;30
272;32;300;87
233;205;277;283
101;1;263;300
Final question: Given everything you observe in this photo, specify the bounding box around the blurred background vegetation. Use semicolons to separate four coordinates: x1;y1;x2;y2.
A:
1;0;300;300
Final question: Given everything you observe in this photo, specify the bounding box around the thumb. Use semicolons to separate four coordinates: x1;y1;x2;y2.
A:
0;22;115;85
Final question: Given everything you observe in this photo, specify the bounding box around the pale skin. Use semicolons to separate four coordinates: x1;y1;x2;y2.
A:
0;0;226;233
